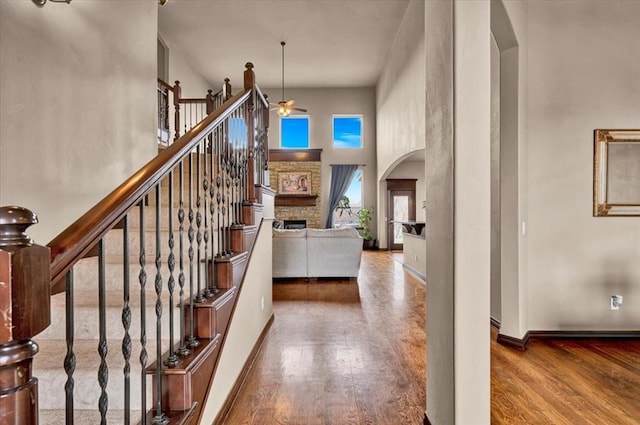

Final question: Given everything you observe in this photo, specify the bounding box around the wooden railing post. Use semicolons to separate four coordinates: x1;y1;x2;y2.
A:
206;89;214;115
173;80;182;141
0;206;51;425
244;63;257;203
224;78;232;101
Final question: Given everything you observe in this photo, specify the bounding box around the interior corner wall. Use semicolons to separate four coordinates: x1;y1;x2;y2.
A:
376;0;426;183
424;0;454;422
160;33;214;98
452;0;491;422
525;1;640;331
265;87;377;231
426;0;491;423
496;0;528;339
0;1;157;244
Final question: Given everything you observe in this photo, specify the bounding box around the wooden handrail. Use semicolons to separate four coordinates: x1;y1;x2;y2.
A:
48;88;253;288
179;97;207;103
255;85;269;109
157;78;174;92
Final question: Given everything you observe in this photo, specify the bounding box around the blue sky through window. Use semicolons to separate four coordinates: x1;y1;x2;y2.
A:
281;116;309;149
344;169;363;207
333;116;362;149
333;169;363;227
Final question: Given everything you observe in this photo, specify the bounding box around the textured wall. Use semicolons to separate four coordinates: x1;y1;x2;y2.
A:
376;0;426;181
0;1;157;243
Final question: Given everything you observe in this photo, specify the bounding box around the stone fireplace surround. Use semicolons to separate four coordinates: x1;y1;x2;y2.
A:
269;149;323;229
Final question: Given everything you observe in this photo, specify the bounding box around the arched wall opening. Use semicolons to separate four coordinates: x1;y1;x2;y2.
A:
377;149;425;250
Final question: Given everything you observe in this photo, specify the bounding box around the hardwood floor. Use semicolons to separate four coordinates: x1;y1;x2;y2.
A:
491;327;640;424
222;250;640;424
222;251;426;424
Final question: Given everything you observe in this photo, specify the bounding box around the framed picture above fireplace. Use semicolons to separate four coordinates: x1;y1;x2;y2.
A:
278;172;311;195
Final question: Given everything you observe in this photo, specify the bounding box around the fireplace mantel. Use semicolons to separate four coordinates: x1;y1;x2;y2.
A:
269;149;322;162
274;195;318;207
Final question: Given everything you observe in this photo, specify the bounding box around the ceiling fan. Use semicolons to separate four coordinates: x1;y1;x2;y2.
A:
272;41;307;117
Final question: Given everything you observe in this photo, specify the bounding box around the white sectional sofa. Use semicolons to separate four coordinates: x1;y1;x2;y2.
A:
272;227;363;279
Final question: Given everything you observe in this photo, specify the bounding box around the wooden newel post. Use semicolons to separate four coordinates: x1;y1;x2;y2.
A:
206;89;214;114
173;80;182;141
243;62;255;91
244;63;257;203
0;206;51;425
224;78;232;101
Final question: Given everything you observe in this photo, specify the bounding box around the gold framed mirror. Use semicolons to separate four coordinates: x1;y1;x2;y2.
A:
593;129;640;216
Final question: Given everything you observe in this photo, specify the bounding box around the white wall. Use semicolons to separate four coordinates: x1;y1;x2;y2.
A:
160;32;216;98
265;87;377;231
403;233;426;279
453;1;491;422
376;0;426;184
0;1;157;243
497;0;528;339
490;35;502;323
525;1;640;330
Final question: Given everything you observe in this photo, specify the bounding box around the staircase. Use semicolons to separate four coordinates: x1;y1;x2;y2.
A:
0;63;273;425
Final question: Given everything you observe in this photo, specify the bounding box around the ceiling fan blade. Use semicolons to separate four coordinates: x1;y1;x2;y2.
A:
285;99;296;107
291;107;307;113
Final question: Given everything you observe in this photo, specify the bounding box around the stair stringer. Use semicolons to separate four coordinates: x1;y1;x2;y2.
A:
197;196;275;424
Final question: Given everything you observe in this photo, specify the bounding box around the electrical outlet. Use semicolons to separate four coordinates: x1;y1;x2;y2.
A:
261;296;265;310
611;295;623;310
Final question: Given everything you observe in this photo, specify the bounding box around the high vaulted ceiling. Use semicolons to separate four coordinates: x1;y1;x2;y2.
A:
158;0;410;90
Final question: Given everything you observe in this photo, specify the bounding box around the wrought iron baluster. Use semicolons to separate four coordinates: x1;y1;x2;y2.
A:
209;132;219;294
97;239;108;425
165;171;178;367
138;201;148;425
122;215;132;425
64;270;75;425
225;131;233;252
187;154;199;348
229;139;237;225
195;145;205;302
203;137;213;298
256;101;265;187
177;161;190;356
216;126;223;258
153;185;168;425
222;124;230;255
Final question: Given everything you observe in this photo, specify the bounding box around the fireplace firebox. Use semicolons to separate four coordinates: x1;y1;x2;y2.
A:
283;219;307;230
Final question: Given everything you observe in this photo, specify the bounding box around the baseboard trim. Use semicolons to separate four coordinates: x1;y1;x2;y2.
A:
402;264;426;282
214;313;275;424
490;316;501;329
496;331;530;351
497;329;640;351
424;412;432;425
529;330;640;339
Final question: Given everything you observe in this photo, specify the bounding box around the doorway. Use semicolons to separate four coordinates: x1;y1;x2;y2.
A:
386;179;416;251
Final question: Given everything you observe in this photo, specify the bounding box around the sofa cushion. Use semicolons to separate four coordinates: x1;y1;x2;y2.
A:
273;228;307;238
306;227;360;238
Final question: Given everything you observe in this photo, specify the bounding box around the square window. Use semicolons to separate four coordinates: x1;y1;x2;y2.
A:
333;116;363;149
281;116;309;149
